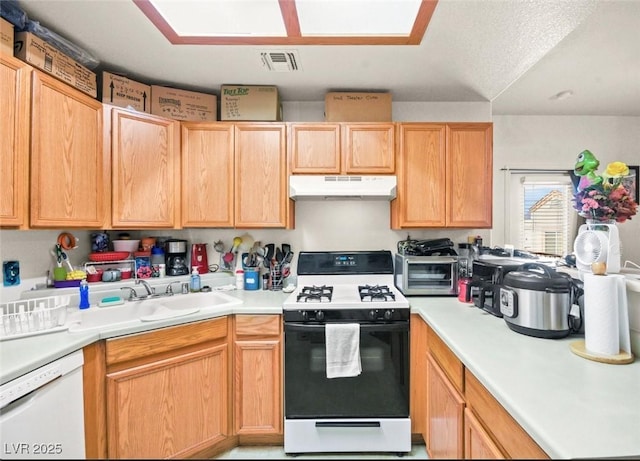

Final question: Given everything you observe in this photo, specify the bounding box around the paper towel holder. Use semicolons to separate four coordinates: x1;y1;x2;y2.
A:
569;340;634;364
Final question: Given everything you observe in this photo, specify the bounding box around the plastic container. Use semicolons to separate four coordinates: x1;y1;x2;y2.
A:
244;269;259;290
235;269;244;290
190;267;201;293
79;280;90;309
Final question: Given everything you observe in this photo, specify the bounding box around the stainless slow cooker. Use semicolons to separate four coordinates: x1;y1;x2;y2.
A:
498;263;580;339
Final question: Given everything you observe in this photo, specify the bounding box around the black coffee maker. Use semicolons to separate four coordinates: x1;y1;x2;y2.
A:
165;239;189;276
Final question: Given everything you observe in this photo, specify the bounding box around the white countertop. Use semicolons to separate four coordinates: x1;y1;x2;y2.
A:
2;289;639;459
410;297;640;460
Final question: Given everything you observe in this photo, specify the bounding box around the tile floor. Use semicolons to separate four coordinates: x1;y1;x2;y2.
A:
214;444;428;459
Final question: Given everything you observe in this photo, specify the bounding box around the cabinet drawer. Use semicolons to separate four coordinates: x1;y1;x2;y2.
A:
106;317;228;366
465;369;548;459
235;314;281;337
427;325;464;393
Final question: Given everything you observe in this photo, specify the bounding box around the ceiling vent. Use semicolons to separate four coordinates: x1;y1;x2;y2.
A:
261;50;302;72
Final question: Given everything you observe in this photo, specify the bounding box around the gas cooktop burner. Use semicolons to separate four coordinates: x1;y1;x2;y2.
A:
297;285;334;303
359;285;396;302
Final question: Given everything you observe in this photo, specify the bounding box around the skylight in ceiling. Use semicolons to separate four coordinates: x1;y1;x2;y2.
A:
147;0;287;36
134;0;438;45
296;0;421;36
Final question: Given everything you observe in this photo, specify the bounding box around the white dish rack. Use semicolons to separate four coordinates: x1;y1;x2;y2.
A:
0;295;71;341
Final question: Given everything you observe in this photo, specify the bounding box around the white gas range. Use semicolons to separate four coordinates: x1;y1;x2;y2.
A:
282;251;411;456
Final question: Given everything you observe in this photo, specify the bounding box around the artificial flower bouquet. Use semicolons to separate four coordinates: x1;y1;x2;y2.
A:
572;151;638;223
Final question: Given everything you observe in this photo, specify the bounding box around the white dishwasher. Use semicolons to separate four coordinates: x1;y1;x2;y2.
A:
0;350;85;459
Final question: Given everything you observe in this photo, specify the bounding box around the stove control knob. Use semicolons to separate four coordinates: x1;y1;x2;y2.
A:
301;311;309;321
315;310;325;321
384;310;394;320
368;310;378;321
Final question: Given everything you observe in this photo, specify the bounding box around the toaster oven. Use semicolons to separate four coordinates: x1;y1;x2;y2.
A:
394;254;458;296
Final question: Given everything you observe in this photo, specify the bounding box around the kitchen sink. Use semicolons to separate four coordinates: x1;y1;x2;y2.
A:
66;290;242;333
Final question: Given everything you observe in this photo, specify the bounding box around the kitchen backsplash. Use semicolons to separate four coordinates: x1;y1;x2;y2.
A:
0;201;484;284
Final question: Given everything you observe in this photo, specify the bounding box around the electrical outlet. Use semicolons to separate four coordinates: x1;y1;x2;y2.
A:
3;260;20;286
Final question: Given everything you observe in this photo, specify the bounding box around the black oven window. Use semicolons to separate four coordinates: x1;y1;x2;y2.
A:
284;327;409;419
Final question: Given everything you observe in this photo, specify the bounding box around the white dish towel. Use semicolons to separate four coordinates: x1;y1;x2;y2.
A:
325;323;362;379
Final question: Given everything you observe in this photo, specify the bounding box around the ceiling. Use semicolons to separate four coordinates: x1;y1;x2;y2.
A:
15;0;640;116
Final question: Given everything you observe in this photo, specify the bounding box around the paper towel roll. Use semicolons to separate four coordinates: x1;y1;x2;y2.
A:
583;273;631;356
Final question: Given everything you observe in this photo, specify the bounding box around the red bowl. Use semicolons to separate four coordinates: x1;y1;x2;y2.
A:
86;271;104;283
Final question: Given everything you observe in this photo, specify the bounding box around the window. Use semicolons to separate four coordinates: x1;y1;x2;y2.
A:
506;171;579;257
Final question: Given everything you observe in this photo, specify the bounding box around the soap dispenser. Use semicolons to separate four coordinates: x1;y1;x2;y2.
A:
190;266;201;293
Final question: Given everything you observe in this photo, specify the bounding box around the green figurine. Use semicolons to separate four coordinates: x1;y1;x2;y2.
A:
574;150;603;191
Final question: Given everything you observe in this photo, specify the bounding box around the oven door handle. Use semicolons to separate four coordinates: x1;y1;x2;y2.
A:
284;322;408;333
315;421;381;428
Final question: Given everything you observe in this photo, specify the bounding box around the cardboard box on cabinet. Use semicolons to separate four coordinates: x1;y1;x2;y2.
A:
13;31;97;97
151;85;217;121
1;17;13;55
220;84;282;121
101;71;151;113
324;92;392;122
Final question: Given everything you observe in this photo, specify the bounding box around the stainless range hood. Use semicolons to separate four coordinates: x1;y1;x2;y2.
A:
289;175;397;201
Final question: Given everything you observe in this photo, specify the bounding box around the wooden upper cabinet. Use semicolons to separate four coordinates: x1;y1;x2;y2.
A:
446;123;492;228
342;123;395;173
392;123;447;228
392;122;492;229
234;124;287;228
181;123;234;227
0;55;30;228
289;123;341;174
109;107;180;228
30;71;106;228
288;123;395;174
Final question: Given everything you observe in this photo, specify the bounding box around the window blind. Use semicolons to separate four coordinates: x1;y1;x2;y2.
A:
506;171;579;257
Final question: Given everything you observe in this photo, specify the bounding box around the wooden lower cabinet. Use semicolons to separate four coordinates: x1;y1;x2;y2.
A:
106;343;228;459
414;317;549;460
84;317;234;459
464;408;505;459
233;315;283;442
426;354;465;459
465;370;548;459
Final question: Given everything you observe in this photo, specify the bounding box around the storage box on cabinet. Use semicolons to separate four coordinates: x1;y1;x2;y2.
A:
14;31;97;97
1;17;14;55
101;71;150;113
151;85;217;122
221;85;282;121
324;92;392;122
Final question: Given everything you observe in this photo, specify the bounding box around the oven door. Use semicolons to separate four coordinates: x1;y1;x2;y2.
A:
284;321;409;419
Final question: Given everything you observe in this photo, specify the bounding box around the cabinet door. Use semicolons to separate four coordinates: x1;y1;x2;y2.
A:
106;344;228;459
343;123;395;173
234;315;282;436
181;123;234;227
30;71;106;227
426;354;464;459
392;123;446;228
234;124;287;228
464;407;505;459
234;340;282;434
110;108;180;228
289;123;341;174
0;55;30;228
446;123;492;228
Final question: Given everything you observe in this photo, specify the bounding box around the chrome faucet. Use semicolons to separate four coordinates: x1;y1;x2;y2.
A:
120;286;138;301
165;281;183;295
135;279;155;296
